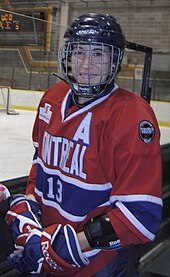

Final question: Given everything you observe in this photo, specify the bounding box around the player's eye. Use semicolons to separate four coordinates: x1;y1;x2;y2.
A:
77;50;85;56
72;48;85;59
92;51;102;57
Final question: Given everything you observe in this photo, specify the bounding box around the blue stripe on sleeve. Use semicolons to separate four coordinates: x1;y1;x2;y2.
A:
122;201;162;235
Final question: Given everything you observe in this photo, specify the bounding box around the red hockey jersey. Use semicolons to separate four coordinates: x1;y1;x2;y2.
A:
26;81;162;276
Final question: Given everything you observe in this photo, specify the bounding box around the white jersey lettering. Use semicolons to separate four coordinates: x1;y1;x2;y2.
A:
73;112;92;145
42;132;87;179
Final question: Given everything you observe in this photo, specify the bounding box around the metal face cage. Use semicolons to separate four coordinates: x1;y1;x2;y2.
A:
59;42;123;98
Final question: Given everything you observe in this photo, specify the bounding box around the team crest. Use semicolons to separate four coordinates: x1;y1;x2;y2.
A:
139;120;155;143
39;103;52;124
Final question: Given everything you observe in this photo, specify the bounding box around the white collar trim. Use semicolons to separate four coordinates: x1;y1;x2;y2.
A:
61;83;119;122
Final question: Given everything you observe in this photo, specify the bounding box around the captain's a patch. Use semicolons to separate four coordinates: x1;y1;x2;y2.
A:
139;120;155;143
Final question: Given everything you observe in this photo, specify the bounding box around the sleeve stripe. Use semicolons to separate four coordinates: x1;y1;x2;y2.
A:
33;141;39;148
83;248;101;258
115;201;155;241
110;194;163;206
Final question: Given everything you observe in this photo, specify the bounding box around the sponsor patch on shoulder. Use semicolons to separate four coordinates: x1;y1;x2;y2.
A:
139;120;155;143
39;103;52;124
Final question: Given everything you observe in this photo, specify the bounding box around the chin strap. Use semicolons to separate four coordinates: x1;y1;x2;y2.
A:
71;81;115;108
53;73;69;85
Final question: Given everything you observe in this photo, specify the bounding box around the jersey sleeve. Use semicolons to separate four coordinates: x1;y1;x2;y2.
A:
104;95;162;246
26;81;70;197
26;86;48;196
25;111;39;196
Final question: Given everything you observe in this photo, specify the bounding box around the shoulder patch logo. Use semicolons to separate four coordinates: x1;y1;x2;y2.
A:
139;120;155;143
39;103;52;124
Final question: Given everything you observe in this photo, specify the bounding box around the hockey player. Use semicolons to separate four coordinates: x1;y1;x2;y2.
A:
5;13;162;276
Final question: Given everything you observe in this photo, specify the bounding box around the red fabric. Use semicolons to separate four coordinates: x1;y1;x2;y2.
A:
25;81;162;276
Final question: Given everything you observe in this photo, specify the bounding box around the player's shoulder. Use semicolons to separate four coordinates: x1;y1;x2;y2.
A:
42;81;70;102
114;87;147;104
112;87;152;113
109;88;160;151
108;87;158;129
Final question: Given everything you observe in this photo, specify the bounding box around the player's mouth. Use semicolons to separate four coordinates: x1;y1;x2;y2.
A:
79;73;97;79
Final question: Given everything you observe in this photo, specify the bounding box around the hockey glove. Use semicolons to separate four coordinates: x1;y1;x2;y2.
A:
8;229;44;273
49;223;89;268
8;223;89;274
5;194;42;241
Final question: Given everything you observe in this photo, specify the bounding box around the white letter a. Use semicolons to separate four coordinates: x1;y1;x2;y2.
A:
73;112;92;145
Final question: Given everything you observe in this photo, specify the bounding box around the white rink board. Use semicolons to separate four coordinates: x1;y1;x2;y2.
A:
11;89;44;110
10;89;170;127
151;101;170;126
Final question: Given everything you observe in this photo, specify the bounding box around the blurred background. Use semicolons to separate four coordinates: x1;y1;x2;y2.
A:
0;0;169;101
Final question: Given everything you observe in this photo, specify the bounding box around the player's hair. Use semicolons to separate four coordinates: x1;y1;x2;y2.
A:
58;13;126;100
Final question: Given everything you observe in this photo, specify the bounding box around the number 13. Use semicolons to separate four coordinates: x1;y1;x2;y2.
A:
47;177;62;203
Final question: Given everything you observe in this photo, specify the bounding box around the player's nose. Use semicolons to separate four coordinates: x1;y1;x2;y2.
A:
80;52;92;70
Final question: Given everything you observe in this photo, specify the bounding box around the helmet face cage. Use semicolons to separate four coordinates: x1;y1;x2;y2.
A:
59;41;123;98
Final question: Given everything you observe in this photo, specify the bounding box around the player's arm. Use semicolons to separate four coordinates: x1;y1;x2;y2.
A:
77;214;121;251
25;124;39;197
78;112;162;251
77;230;90;250
25;90;45;196
26;193;36;201
100;102;163;247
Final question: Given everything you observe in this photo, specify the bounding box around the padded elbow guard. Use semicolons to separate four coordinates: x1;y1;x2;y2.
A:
83;214;122;250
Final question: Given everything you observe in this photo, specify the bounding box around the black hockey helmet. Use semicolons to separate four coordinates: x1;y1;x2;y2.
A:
64;13;126;50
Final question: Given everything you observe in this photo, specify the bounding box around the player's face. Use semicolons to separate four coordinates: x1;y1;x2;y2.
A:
71;43;112;85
